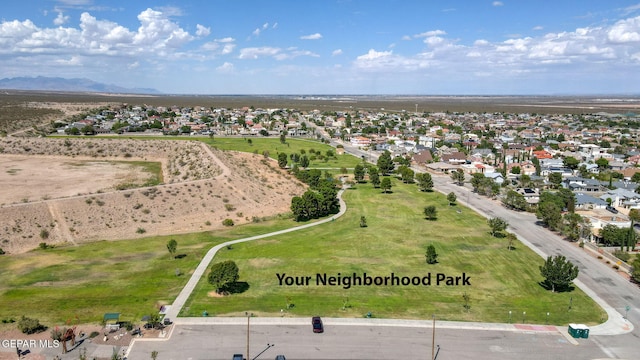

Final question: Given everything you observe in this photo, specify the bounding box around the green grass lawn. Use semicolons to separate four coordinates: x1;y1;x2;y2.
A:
202;137;362;169
183;178;604;325
0;216;298;325
0;171;604;327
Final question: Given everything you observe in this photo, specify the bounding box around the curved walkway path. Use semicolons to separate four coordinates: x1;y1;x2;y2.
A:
162;185;348;322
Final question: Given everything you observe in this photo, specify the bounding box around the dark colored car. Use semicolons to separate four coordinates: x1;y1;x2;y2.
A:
232;354;244;360
312;316;323;333
275;356;286;360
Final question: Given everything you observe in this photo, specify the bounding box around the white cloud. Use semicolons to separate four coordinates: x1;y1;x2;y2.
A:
216;62;234;73
607;16;640;43
53;11;69;26
196;24;210;37
415;30;446;38
300;33;322;40
492;1;504;6
239;47;281;59
532;25;544;31
332;49;343;56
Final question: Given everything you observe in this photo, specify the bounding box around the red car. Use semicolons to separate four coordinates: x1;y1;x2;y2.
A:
312;316;323;333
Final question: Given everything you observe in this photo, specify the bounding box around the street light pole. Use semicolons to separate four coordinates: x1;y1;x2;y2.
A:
245;312;252;360
431;314;436;360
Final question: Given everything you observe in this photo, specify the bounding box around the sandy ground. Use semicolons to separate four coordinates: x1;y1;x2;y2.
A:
0;137;307;254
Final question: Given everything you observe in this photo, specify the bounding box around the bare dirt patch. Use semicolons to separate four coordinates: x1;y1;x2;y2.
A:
0;137;306;254
0;155;153;204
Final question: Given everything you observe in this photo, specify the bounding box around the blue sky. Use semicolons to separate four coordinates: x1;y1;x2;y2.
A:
1;0;640;95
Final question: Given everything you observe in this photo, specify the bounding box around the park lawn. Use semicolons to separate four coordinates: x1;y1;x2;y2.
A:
202;137;362;169
183;178;604;325
0;216;299;326
76;135;361;169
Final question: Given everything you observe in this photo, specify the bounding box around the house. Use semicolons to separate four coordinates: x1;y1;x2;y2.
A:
564;177;606;192
575;193;608;210
412;150;433;165
599;188;640;209
441;151;467;164
350;136;371;147
532;150;553;159
485;172;505;185
516;188;540;205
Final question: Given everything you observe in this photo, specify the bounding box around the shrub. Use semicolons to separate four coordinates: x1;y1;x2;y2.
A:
18;316;46;334
39;229;49;239
222;218;234;227
136;227;146;234
0;248;5;255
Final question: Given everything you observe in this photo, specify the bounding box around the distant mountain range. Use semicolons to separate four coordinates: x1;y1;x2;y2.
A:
0;76;160;95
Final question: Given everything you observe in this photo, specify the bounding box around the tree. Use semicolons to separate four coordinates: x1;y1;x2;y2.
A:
424;205;438;220
502;190;527;211
595;157;609;170
631;254;640;283
277;152;288;168
65;126;80;135
300;155;310;168
279;133;286;144
627;209;640;251
470;173;485;192
563;156;580;170
208;260;239;293
397;165;414;183
599;224;627;246
80;124;95;135
380;177;392;193
447;192;457;206
425;244;438;264
368;166;380;188
488;217;508;237
548;172;563;188
354;164;366;182
632;172;640;184
539;255;579;292
536;201;563;231
415;172;433;191
359;216;367;228
563;213;584;242
376;151;394;175
451;169;465;186
166;239;177;259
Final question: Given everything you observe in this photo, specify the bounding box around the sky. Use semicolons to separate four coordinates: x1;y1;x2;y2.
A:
1;1;640;95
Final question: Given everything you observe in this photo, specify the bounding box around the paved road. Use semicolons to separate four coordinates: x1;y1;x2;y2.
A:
431;173;640;358
126;323;607;360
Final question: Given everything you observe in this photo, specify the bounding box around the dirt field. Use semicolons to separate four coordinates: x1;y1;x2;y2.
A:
0;156;154;204
0;137;306;254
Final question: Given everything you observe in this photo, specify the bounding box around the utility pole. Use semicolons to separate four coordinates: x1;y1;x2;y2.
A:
245;312;252;360
431;314;436;360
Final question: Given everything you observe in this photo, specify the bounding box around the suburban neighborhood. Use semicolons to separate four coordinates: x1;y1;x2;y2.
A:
56;103;640;251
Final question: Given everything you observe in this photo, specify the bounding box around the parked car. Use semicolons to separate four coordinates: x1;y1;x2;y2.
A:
312;316;323;333
275;356;286;360
232;354;244;360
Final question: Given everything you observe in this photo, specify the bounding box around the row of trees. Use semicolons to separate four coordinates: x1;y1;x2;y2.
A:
290;169;340;221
